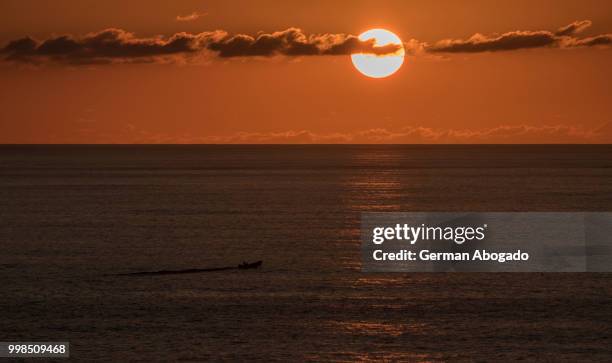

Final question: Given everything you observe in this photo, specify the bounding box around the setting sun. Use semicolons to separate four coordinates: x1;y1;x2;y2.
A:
351;29;405;78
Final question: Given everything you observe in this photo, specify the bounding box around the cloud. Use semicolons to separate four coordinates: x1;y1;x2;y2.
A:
562;34;612;47
207;28;401;57
0;27;401;65
354;124;604;143
176;12;206;22
428;20;610;53
217;130;352;144
555;20;592;36
194;123;610;144
54;119;610;144
428;31;558;53
2;20;610;65
0;28;216;64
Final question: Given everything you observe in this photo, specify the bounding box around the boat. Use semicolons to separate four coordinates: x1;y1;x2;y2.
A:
238;260;263;269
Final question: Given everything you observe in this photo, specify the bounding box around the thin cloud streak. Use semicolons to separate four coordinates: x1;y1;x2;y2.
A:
205;124;607;144
105;123;610;144
176;12;207;22
555;20;592;36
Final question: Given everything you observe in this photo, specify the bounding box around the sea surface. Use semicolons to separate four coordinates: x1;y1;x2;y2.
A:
1;145;612;361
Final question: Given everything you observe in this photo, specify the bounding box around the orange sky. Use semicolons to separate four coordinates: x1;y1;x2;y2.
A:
1;0;611;143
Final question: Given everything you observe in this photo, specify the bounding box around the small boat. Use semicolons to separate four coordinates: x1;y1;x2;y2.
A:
238;260;263;270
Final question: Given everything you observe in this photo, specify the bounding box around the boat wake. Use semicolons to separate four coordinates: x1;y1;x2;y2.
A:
118;261;263;276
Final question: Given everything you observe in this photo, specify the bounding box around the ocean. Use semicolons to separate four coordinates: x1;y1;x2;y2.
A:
1;145;612;361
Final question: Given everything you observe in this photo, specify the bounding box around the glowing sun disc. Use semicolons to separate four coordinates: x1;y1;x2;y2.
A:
351;29;405;78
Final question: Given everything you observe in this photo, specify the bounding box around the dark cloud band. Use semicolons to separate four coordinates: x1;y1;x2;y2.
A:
428;31;557;53
0;27;401;65
428;20;611;53
1;20;610;65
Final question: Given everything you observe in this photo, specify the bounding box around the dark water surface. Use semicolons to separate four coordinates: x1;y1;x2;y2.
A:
2;145;612;361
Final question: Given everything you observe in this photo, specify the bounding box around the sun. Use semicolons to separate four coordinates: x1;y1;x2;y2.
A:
351;29;405;79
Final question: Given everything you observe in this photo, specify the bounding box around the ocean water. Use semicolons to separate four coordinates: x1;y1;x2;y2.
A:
1;145;612;361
